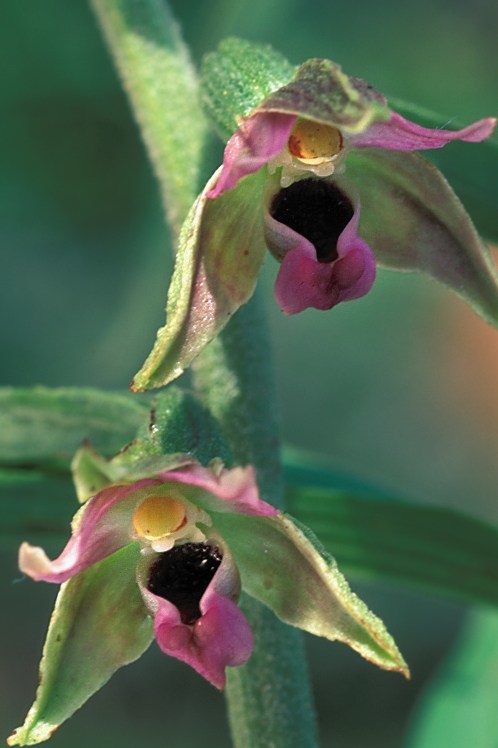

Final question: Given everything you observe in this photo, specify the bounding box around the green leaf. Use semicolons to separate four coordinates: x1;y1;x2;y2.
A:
200;37;296;141
287;485;498;607
215;511;409;677
347;149;498;328
282;444;390;496
0;387;149;469
390;97;498;244
132;168;267;391
257;58;390;133
406;608;498;748
0;469;73;548
8;543;153;746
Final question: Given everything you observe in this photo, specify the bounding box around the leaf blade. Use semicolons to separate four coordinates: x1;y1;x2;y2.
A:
287;484;498;607
0;387;149;469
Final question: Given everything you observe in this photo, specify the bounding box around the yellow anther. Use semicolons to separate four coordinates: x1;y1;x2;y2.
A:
133;495;187;541
288;120;343;162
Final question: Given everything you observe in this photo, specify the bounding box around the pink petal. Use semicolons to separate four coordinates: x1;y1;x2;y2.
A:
19;479;159;583
273;196;376;314
139;547;253;689
158;463;277;517
207;112;296;198
350;111;496;151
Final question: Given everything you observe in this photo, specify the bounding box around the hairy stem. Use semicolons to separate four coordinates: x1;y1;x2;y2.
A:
91;1;319;745
193;294;319;748
91;0;206;234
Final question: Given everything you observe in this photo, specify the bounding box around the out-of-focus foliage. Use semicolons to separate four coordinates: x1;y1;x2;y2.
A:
407;608;498;748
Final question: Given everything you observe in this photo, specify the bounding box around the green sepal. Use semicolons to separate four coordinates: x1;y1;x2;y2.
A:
71;444;114;503
257;58;391;134
8;544;153;746
132;169;266;391
200;37;296;141
347;149;498;327
214;511;409;677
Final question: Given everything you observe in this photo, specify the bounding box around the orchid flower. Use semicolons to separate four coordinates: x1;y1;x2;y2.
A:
10;447;407;746
132;39;498;392
207;96;494;314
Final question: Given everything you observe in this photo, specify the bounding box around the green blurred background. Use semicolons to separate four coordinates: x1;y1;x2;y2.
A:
2;1;498;746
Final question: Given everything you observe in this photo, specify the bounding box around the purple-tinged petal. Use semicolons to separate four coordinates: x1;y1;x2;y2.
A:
19;479;159;584
138;542;252;689
207;112;296;198
274;238;338;314
158;463;278;517
350;111;496;151
335;205;377;300
152;593;251;689
272;196;376;314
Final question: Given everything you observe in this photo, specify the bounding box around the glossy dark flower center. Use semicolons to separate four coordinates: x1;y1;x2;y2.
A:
147;542;222;625
270;178;354;263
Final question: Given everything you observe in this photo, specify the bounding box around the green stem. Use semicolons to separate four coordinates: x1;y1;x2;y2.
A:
90;0;207;234
90;1;319;745
193;293;319;748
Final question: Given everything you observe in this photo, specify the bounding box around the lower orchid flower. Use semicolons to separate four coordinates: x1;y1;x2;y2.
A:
10;448;408;746
132;38;498;392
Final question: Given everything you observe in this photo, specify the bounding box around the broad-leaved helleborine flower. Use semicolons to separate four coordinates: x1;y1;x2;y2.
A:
10;449;407;745
208;94;494;314
132;38;498;391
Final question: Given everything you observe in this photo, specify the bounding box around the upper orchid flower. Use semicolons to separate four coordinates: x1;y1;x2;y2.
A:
131;38;498;391
10;443;407;745
207;90;494;314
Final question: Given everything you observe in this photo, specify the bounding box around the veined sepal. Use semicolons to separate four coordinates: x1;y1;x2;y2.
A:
132;168;267;392
213;510;409;676
347;148;498;327
255;57;391;135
